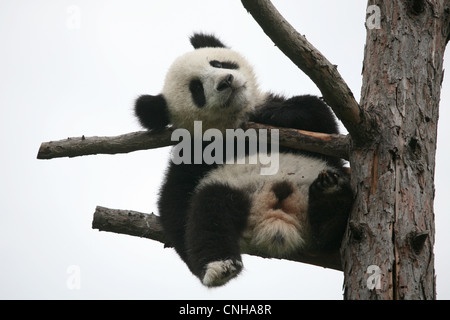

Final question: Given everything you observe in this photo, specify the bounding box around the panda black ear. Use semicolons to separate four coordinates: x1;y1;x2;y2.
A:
190;33;228;49
134;94;170;131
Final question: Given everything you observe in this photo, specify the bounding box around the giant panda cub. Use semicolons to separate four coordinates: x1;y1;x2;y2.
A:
135;33;353;287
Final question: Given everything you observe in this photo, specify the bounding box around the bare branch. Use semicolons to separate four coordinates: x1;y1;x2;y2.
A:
245;122;350;160
37;123;350;161
241;0;363;141
37;129;175;160
92;206;167;244
92;206;342;271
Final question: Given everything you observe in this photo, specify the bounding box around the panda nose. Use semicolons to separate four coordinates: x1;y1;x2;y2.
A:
217;74;234;91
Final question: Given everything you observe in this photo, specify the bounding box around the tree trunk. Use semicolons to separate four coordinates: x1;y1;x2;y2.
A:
341;0;449;299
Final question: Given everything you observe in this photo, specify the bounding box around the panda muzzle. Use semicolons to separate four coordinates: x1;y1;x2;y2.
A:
217;74;234;91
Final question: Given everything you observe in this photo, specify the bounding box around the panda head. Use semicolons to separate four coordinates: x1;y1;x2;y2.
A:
135;33;266;133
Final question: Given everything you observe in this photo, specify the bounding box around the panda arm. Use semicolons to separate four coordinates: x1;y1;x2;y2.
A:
249;94;340;135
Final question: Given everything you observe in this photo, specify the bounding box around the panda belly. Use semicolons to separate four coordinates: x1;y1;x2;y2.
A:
196;152;330;258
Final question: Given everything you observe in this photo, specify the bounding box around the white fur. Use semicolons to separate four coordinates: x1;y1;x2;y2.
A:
197;153;332;257
197;153;329;194
202;259;243;287
162;47;267;133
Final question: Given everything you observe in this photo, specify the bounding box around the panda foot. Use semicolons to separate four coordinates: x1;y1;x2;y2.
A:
311;170;346;194
201;259;243;287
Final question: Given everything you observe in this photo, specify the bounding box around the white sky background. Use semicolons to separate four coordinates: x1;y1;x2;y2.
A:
1;0;449;300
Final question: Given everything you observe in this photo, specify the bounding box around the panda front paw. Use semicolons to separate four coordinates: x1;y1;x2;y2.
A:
310;170;346;195
201;259;243;287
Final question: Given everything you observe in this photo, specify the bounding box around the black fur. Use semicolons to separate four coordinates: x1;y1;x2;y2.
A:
190;33;228;49
272;181;294;202
134;94;170;131
186;184;250;277
250;95;339;134
308;170;353;251
209;60;239;70
158;156;215;264
189;79;206;108
250;94;344;168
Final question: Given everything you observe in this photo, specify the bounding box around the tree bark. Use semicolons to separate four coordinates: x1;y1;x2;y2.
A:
341;0;449;299
36;129;176;160
92;206;167;244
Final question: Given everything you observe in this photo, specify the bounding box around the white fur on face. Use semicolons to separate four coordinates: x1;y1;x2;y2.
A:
162;47;266;132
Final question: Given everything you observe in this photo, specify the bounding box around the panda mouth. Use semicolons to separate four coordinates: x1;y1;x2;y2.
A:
222;84;247;108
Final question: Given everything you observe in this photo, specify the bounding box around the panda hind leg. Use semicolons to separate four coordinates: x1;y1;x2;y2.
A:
308;170;353;251
186;184;250;287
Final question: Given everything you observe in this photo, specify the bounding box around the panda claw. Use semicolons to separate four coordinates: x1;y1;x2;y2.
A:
311;170;343;194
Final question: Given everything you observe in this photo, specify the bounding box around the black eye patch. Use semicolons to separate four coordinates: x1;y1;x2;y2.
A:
209;60;239;70
189;79;206;108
